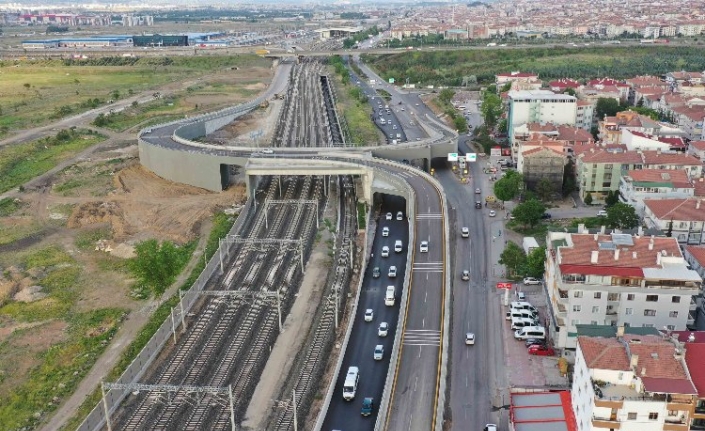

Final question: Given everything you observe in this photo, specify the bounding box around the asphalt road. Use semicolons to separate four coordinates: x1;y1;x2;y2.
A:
322;197;407;430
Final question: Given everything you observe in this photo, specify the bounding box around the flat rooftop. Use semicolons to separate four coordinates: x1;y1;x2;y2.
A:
511;391;577;431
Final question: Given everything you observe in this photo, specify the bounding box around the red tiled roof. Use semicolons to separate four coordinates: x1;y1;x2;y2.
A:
579;149;642;164
642;150;702;166
694;179;705;197
625;169;691;187
625;334;690;380
628;131;686;148
641;377;698;395
578;337;630;370
522;146;564;157
497;72;538;78
685;344;705;397
689;140;705;151
526;122;558;132
644;198;705;222
549;78;581;89
559;264;643;277
685;245;705;267
556;125;593;143
557;234;682;269
589;78;629;88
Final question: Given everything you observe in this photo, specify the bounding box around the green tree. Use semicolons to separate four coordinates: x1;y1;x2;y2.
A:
23;83;31;90
500;82;512;93
493;171;523;203
481;91;502;129
605;202;640;229
512;198;546;228
499;241;526;277
130;239;192;298
497;118;508;134
563;88;577;96
535;178;555;202
605;190;620;207
453;116;468;133
562;160;576;196
92;113;109;127
111;90;120;100
584;193;593;205
595;98;621;120
522;246;547;278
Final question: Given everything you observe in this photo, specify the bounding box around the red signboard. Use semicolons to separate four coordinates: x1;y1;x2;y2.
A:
496;282;512;289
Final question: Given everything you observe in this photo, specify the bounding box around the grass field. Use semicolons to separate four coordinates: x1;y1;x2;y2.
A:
330;71;383;146
0;128;106;194
0;55;271;137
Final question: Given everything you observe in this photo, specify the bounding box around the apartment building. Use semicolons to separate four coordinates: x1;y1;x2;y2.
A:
688;141;705;160
518;143;567;190
643;198;705;245
621;129;687;152
572;332;698;431
544;231;701;349
619;169;695;216
683;247;705;284
576;100;595;130
508;90;577;156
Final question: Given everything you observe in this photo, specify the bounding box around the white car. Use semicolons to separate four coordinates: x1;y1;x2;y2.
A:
461;270;470;281
382;226;389;237
385;212;393;220
364;309;374;322
523;277;541;285
381;246;390;257
475;188;481;194
261;148;274;154
420;241;429;253
465;332;475;345
388;266;397;278
489;210;497;217
374;344;384;360
484;425;498;431
378;322;389;337
597;210;608;217
396;211;403;221
461;227;469;238
517;292;526;301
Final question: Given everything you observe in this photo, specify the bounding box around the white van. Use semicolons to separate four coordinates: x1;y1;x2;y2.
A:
343;366;360;400
385;285;395;306
511;301;537;312
519;309;538;320
514;326;546;340
511;317;538;330
394;240;403;253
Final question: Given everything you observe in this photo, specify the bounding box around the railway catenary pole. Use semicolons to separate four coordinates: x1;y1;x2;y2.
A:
101;381;112;431
292;388;298;431
219;238;224;273
179;291;185;331
170;307;177;343
229;385;236;431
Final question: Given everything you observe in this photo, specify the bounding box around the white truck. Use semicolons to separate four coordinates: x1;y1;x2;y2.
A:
385;285;396;306
343;366;359;400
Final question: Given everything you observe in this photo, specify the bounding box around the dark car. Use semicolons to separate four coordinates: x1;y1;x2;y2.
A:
475;201;482;209
361;397;374;416
372;267;380;278
541;213;552;219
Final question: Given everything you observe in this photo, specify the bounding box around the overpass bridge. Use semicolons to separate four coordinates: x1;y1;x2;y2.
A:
131;59;454;431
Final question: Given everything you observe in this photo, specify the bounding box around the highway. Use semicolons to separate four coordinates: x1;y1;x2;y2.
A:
322;197;407;430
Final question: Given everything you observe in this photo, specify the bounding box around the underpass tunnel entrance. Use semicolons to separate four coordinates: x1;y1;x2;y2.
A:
220;163;245;190
372;192;408;224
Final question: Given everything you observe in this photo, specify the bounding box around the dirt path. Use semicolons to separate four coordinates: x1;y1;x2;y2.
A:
45;219;213;431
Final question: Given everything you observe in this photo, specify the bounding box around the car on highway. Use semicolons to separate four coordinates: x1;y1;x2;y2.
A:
489;210;497;217
461;227;470;238
361;397;374;416
528;345;555;356
484;425;498;431
381;246;389;257
378;322;389;337
475;188;481;194
597;210;608;217
396;211;404;220
420;241;429;252
382;226;389;237
475;201;482;209
461;270;470;281
385;212;393;220
364;309;374;322
372;267;380;278
261;148;274;154
465;332;476;345
394;240;403;253
373;344;384;360
523;277;541;285
388;266;397;278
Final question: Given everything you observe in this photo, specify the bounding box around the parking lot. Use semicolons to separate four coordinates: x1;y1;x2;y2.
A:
498;284;568;388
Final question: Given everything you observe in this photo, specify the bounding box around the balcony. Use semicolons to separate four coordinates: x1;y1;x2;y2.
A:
592;416;621;429
663;422;689;431
691;297;699;311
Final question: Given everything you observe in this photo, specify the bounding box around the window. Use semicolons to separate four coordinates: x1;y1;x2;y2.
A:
573;305;582;312
571;319;580;326
667;324;676;330
649;413;658;420
668;410;678;416
618;372;624;380
672;296;681;303
627;294;635;301
594;292;602;299
646;295;658;302
592;306;600;313
626;308;633;315
574;291;583;298
628;412;637;420
608;293;620;301
669;311;679;318
644;309;656;317
591;320;598;325
643;324;654;328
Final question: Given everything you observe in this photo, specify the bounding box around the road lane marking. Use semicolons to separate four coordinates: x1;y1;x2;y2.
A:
403;329;441;347
416;213;442;219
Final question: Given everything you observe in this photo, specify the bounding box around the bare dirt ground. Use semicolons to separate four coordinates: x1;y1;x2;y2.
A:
204;97;283;147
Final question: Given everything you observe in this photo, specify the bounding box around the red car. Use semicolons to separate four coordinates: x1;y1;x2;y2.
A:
528;345;555;356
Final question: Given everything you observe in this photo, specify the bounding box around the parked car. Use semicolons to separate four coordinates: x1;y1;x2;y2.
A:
378;322;389;337
525;338;546;348
361;397;374;416
385;212;393;220
517;292;526;300
528;345;555;356
372;267;380;278
420;241;429;252
461;270;470;281
364;309;374;322
541;213;552;219
461;227;470;238
489;210;497;217
523;277;541;285
465;332;476;345
597;210;608;217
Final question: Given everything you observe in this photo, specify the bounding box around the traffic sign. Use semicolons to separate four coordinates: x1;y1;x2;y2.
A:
447;153;458;162
389;78;395;84
496;282;512;289
466;153;477;162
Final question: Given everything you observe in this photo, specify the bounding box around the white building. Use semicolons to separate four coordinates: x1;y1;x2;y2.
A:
643;198;705;245
621;129;687;152
545;231;701;349
572;332;697;431
508;90;577;157
619;169;695;217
